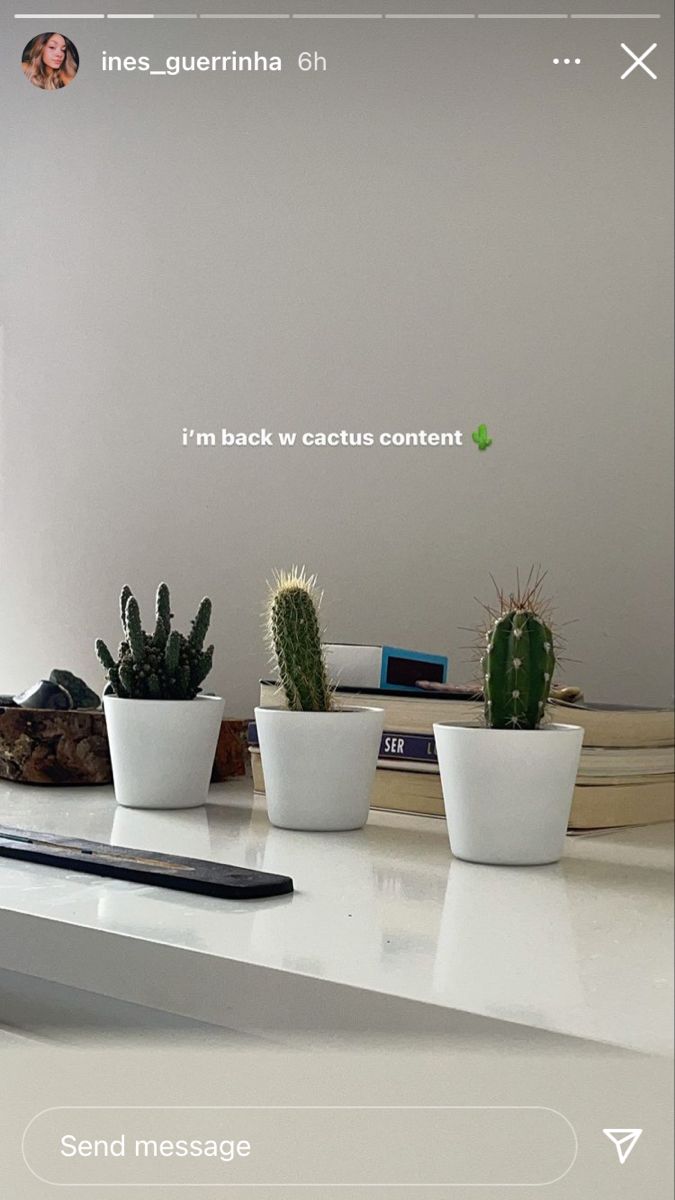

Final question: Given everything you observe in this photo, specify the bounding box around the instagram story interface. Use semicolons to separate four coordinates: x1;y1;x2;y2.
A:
0;2;673;1198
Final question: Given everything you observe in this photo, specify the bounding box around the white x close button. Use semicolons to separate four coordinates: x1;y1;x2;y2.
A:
621;42;658;80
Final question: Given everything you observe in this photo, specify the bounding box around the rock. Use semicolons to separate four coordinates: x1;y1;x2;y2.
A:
10;670;101;711
13;680;72;710
49;669;100;710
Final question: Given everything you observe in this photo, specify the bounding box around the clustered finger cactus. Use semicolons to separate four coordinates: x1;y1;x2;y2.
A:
266;568;333;712
480;572;557;730
96;583;214;700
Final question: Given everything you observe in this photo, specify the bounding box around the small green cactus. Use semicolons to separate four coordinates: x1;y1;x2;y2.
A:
479;572;557;730
96;584;214;701
265;568;333;712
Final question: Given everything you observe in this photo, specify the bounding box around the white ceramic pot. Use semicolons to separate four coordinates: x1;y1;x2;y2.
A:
254;706;385;831
104;695;225;810
432;723;584;866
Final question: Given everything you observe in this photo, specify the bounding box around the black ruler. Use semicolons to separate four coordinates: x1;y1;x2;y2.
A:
0;825;293;900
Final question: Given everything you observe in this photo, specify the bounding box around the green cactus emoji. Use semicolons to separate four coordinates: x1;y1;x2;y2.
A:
472;423;492;451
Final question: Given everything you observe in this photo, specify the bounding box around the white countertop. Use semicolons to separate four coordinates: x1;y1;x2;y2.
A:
0;780;672;1056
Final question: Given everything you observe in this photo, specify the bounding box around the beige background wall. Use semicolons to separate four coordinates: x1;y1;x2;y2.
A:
1;4;673;711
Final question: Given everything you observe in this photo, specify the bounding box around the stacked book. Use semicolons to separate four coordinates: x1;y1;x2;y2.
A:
252;682;674;832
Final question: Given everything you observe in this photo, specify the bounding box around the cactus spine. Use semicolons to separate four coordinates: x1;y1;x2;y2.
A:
266;568;333;712
96;583;214;701
480;573;557;730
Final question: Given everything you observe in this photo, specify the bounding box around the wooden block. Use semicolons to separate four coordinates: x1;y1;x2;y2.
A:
0;707;112;785
211;719;249;782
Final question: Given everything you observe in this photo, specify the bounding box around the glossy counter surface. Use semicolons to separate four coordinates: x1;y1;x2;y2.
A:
0;780;672;1055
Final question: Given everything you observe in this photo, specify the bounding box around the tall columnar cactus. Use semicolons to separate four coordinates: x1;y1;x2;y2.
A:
96;584;214;701
480;573;557;730
266;568;333;712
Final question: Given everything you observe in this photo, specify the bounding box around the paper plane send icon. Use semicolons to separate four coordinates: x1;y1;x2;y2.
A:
603;1129;643;1164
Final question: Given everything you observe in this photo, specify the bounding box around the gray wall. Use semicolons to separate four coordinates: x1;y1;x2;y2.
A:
1;4;673;711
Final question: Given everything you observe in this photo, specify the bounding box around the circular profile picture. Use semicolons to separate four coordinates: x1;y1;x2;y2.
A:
21;32;79;90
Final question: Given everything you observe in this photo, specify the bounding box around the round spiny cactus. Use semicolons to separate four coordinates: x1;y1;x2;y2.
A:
479;570;558;730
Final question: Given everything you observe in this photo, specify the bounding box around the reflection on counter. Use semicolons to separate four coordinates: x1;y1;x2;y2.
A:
434;859;584;1025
